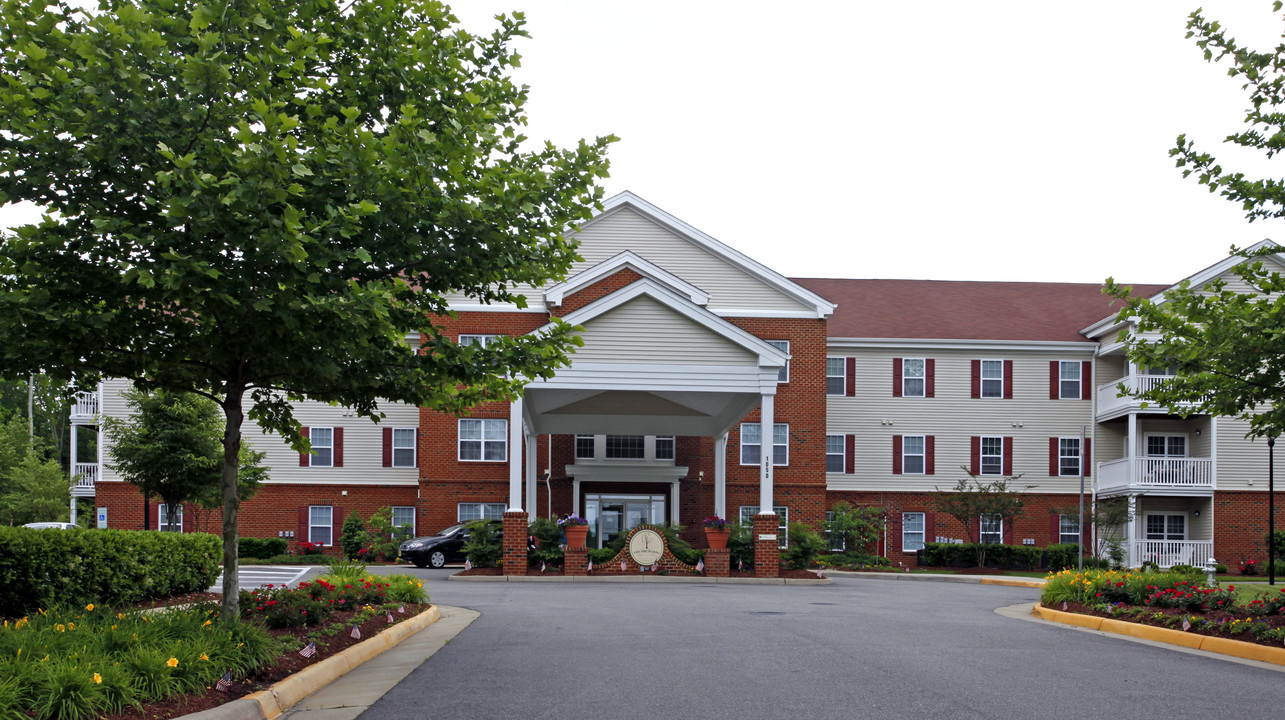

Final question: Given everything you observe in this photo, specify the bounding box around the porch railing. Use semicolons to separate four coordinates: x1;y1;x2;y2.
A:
1127;540;1214;569
71;390;99;420
1097;457;1212;494
1096;374;1200;417
71;463;98;495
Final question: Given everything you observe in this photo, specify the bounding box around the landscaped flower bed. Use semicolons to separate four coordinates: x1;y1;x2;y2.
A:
1041;568;1285;647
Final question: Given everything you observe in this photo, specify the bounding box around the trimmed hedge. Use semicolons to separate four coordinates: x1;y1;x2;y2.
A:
919;542;1044;570
0;527;220;616
239;536;287;559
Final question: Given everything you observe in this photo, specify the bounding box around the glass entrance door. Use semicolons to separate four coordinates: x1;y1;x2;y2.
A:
584;494;666;548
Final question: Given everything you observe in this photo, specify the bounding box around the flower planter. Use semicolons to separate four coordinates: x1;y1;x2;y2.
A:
705;527;730;551
564;525;589;549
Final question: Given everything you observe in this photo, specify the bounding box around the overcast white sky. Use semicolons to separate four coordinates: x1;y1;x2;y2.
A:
4;1;1284;285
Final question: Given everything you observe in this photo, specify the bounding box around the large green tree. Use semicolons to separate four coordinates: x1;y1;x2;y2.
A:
933;471;1031;569
0;0;613;619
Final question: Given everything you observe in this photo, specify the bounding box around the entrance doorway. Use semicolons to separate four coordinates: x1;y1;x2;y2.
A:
584;494;666;549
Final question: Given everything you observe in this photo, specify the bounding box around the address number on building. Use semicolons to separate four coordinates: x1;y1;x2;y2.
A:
758;534;777;541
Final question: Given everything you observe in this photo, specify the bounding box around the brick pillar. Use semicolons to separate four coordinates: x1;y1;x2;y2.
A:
503;510;528;576
705;548;730;577
565;547;588;576
753;513;780;578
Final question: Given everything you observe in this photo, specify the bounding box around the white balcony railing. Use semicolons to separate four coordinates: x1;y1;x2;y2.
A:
1097;375;1205;417
1097;457;1213;494
1127;540;1214;569
71;463;98;496
71;390;99;421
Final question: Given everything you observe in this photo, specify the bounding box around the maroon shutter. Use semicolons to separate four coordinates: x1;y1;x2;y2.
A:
925;435;935;475
298;506;309;544
1049;513;1062;544
892;435;902;474
892;358;902;397
299;426;311;466
925;359;935;398
1002;519;1013;545
1049;437;1059;476
970;360;980;398
1003;437;1013;475
1003;360;1013;399
845;358;856;397
382;427;393;467
1083;438;1092;477
331;506;344;546
1049;362;1059;400
972;516;981;544
334;427;344;468
1081;361;1092;400
924;512;937;545
844;434;855;474
970;436;980;474
148;501;157;531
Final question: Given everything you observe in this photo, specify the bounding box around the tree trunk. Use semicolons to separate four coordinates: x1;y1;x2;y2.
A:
219;384;245;622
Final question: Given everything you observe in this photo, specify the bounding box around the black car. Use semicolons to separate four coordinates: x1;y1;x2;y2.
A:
398;520;500;568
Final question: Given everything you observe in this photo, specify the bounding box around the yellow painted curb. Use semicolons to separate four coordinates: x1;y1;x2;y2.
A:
1031;603;1285;666
979;578;1045;589
244;604;442;720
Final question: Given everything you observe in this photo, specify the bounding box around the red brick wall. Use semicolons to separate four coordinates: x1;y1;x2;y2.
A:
1214;490;1285;566
550;268;644;315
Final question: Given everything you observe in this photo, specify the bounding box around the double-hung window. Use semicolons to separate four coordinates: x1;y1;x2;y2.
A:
391;428;416;467
826;357;846;396
981;436;1003;476
902;435;926;475
981;360;1003;398
740;423;789;466
158;504;182;533
459;334;499;348
459;419;507;461
826;435;845;473
575;435;595;459
1059;361;1082;399
903;358;925;397
309;506;333;545
1146;435;1186;458
740;505;789;548
655;436;675;460
458;503;507;522
1059;438;1081;477
980;514;1003;544
309;427;334;467
902;512;926;552
767;340;789;383
1059;514;1081;545
391;506;416;537
825;510;845;551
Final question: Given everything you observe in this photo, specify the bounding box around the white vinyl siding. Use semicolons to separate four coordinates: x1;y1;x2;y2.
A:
741;423;788;466
571;295;757;366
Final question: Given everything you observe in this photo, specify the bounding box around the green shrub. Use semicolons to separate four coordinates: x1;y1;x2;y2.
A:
1044;543;1082;572
819;551;890;569
383;574;428;604
728;521;755;570
340;511;368;560
363;507;413;562
783;523;827;570
1271;530;1285;560
587;546;617;565
528;518;565;567
238;537;287;560
922;542;1044;570
653;524;702;566
0;527;220;616
461;520;502;568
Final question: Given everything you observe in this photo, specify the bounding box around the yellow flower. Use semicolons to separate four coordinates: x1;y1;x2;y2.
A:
41;654;48;662
202;620;212;627
54;624;65;633
117;612;124;620
166;657;178;668
68;622;75;631
92;673;102;684
111;625;117;631
85;604;95;612
200;653;209;661
15;648;20;656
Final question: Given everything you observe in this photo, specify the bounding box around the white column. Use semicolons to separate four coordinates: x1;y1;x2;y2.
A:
508;398;524;511
70;424;78;488
714;432;728;519
671;480;681;525
1127;412;1137;485
525;432;537;516
1127;494;1138;568
758;394;774;512
572;479;581;518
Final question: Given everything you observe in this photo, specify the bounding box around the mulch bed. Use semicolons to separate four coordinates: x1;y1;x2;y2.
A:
454;566;822;580
101;601;430;720
1054;600;1285;648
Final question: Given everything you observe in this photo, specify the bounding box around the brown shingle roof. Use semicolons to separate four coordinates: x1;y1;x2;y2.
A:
791;278;1171;343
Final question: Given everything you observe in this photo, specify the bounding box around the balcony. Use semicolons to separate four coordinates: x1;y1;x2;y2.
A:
70;390;100;423
1097;457;1213;496
71;463;98;497
1126;540;1214;570
1096;374;1202;420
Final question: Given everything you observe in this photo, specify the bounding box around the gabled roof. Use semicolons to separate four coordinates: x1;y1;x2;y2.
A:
544;251;710;307
792;278;1169;343
583;192;836;318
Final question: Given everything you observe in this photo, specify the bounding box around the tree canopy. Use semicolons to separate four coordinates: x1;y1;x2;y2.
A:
0;0;614;619
933;471;1030;568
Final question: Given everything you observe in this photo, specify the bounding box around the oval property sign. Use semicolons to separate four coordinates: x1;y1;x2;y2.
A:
627;528;665;566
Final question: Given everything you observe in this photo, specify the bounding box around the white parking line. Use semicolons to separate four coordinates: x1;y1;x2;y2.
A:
209;565;315;592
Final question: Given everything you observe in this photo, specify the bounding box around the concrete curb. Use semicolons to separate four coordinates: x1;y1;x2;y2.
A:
182;605;442;720
1030;603;1285;666
830;570;1045;588
448;573;832;585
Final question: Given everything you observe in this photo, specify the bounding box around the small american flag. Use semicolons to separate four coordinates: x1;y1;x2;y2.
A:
696;558;704;572
398;604;405;614
651;561;659;573
587;558;593;572
1062;602;1068;611
386;611;394;623
350;624;361;640
541;561;546;573
463;558;472;571
299;642;317;658
738;558;743;571
1182;618;1192;632
816;567;825;579
215;670;233;692
621;559;626;571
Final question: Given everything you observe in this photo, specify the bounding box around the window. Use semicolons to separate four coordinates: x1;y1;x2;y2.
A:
458;502;507;522
740;423;789;466
391;428;416;468
1059;361;1081;399
980;514;1003;544
767;340;789;382
981;360;1003;398
459;334;499;347
826;435;845;473
740;505;789;548
902;512;925;552
391;506;416;537
1059;438;1081;477
458;419;507;461
575;435;595;459
1146;435;1187;458
655;436;675;460
981;436;1003;476
1145;514;1186;541
903;358;925;397
902;435;925;475
1059;514;1080;545
158;504;182;533
825;510;845;551
826;357;846;396
309;505;333;545
605;435;645;459
310;427;333;467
